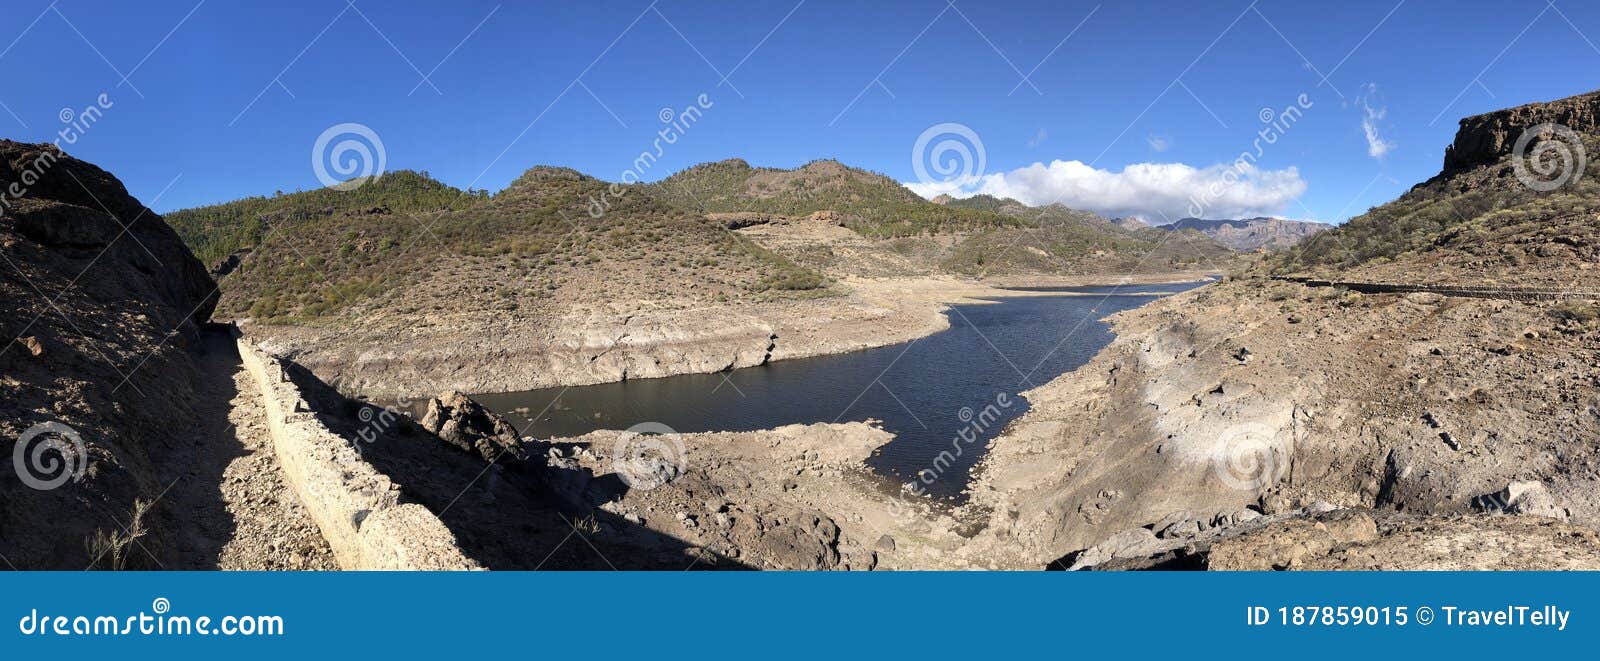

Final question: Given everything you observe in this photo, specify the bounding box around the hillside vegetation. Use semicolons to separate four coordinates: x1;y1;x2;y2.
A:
168;170;486;267
655;159;1023;237
175;168;827;322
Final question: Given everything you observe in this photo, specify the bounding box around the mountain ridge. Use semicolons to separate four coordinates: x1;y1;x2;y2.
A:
1163;216;1330;251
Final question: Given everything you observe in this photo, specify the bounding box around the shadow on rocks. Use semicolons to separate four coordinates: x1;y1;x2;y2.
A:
280;363;751;570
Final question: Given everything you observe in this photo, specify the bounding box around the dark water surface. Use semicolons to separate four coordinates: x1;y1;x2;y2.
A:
475;281;1208;499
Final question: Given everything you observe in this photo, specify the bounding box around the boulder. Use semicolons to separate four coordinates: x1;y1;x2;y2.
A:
756;511;843;570
16;336;44;357
1151;510;1199;539
1475;481;1568;521
419;391;528;463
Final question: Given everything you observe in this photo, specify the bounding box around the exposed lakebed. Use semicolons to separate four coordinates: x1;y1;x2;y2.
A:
475;280;1209;499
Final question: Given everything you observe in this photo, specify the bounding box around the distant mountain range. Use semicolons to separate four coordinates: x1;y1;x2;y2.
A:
1160;217;1330;252
933;194;1238;274
925;196;1328;252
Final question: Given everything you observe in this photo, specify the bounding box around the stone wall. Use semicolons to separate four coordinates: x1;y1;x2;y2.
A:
235;335;480;570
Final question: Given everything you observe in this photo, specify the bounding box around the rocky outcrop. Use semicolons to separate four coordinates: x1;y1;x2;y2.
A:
210;248;250;278
949;90;1600;572
1162;217;1329;251
1;141;217;568
1443;88;1600;173
419;391;528;463
708;211;782;230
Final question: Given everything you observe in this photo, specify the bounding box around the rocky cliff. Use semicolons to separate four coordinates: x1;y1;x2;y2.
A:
1;140;217;568
1443;88;1600;174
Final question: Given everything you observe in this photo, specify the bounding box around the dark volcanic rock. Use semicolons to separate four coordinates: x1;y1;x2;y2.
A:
210;248;251;278
1;140;218;569
1443;88;1600;174
1;140;217;323
756;510;842;570
419;391;529;463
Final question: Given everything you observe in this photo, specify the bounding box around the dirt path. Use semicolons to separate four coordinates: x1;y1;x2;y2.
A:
155;331;336;570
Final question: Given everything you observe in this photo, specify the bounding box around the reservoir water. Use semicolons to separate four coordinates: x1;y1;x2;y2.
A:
475;280;1208;499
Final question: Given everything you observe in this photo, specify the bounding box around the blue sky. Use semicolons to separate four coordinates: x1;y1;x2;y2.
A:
2;0;1598;222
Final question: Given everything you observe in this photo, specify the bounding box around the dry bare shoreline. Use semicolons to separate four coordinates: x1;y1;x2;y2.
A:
243;270;1218;400
553;276;1600;570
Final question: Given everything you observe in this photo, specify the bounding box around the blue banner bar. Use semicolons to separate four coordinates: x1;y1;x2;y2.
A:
2;572;1594;657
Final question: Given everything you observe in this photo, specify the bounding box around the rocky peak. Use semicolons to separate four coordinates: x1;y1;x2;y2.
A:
1;140;216;322
1442;88;1600;174
798;159;849;176
511;165;592;185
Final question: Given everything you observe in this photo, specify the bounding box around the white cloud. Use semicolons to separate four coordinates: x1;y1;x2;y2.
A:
904;159;1307;222
1145;134;1170;152
1360;83;1395;159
